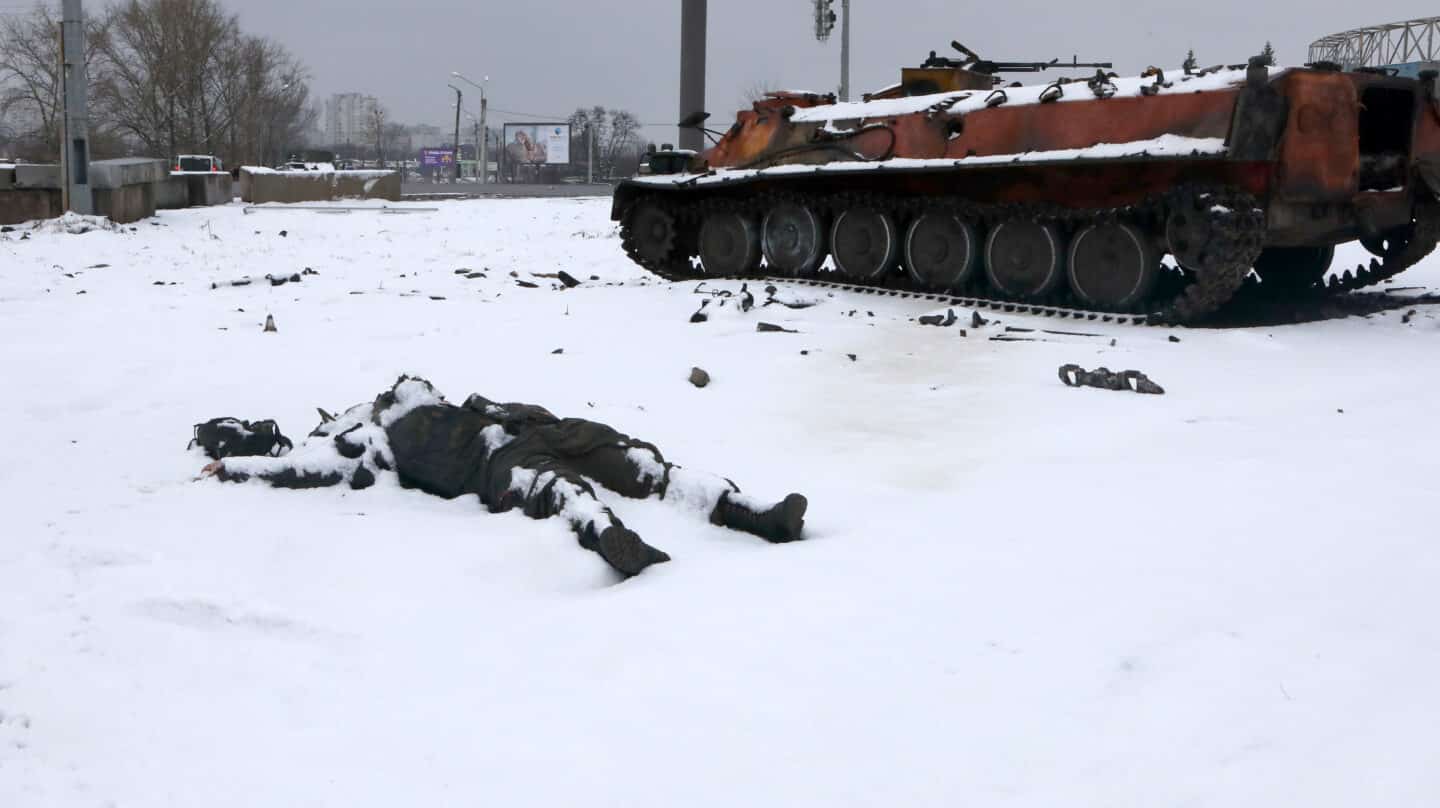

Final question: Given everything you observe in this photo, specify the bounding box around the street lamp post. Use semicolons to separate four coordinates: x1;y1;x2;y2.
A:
452;72;489;184
454;104;483;180
447;84;463;182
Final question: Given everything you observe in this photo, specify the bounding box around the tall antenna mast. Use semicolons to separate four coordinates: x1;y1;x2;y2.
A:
813;0;851;101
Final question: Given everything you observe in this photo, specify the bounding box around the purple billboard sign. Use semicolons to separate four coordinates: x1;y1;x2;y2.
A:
420;148;455;168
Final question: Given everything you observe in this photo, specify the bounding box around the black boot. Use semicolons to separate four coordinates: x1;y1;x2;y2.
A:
710;492;808;543
596;524;671;577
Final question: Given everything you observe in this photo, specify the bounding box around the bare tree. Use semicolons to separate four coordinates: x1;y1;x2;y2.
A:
601;110;640;179
95;0;312;166
367;102;388;166
0;4;113;161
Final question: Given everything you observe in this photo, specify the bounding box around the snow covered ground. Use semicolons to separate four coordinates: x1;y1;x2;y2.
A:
2;199;1438;807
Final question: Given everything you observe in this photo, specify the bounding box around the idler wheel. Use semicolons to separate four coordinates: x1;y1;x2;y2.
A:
698;211;761;275
762;201;827;276
626;202;678;265
1254;245;1334;293
984;220;1065;299
831;207;899;280
904;213;979;289
1361;230;1412;261
1067;222;1159;308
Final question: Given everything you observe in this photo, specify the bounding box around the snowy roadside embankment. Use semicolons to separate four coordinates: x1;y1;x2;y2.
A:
1;198;1438;807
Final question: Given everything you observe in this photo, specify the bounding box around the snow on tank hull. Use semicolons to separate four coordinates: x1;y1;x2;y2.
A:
614;58;1440;324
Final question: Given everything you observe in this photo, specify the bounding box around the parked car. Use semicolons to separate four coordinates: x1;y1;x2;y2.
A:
175;154;223;173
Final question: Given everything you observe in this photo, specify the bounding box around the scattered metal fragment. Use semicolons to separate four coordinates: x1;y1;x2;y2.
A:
757;322;798;333
1058;364;1165;394
918;308;958;327
263;314;278;333
515;280;539;289
689;367;711;388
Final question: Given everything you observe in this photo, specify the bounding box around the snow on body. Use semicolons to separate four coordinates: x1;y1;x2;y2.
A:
1;197;1438;807
635;66;1255;188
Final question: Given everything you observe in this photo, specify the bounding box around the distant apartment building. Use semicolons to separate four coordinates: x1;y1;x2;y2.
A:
408;125;447;150
324;93;378;147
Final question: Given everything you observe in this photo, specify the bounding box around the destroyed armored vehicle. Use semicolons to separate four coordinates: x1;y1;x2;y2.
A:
613;43;1440;323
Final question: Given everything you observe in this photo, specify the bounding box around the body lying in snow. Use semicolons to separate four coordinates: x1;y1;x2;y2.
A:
200;376;807;577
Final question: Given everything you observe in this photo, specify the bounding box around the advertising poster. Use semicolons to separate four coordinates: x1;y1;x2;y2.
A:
503;123;572;166
420;148;455;168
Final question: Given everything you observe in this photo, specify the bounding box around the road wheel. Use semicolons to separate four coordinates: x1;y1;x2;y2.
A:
698;211;761;275
985;220;1065;299
831;206;899;280
762;201;827;276
904;212;979;289
1067;222;1159;308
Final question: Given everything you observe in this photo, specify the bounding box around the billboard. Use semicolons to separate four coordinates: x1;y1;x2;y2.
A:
502;123;571;166
420;148;455;168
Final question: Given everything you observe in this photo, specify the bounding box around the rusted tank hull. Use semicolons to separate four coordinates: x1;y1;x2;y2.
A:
615;61;1440;321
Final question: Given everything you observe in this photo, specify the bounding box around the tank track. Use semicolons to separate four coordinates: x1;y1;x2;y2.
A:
621;186;1267;326
1308;198;1440;295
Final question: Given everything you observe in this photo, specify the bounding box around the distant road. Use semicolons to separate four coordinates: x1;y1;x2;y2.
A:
401;182;614;199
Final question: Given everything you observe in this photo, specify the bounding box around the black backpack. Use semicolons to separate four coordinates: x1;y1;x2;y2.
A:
188;417;294;460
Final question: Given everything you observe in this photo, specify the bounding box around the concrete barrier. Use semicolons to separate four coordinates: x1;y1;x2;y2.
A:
240;168;402;204
157;176;190;210
185;173;233;206
3;157;232;225
91;158;167;224
13;163;61;189
334;171;401;201
0;165;61;225
158;172;234;209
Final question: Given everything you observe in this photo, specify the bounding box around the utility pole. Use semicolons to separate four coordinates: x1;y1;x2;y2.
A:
586;125;594;184
59;0;93;214
840;0;851;102
448;84;462;182
478;92;488;184
678;0;707;152
453;72;489;184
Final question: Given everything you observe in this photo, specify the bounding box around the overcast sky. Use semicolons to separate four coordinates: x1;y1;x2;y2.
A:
231;0;1439;142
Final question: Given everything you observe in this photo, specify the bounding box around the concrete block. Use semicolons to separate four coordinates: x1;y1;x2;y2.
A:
0;166;14;191
0;188;63;225
334;171;401;201
14;163;61;189
247;171;333;204
93;182;157;224
184;173;232;206
89;158;167;190
156;176;190;210
239;168;400;204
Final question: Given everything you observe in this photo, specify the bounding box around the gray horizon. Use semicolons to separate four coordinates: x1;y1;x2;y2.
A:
228;0;1437;144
